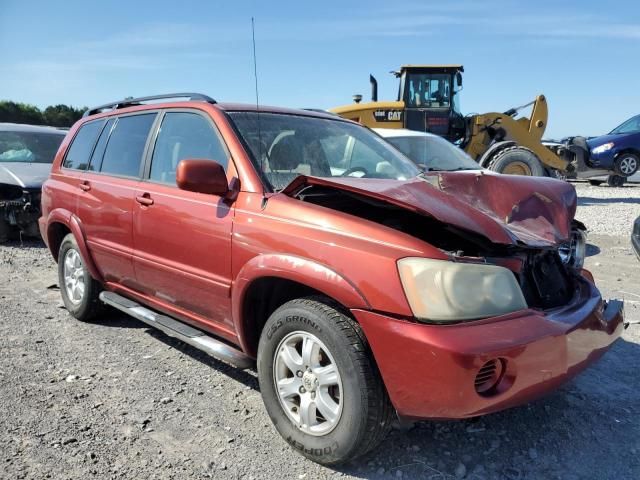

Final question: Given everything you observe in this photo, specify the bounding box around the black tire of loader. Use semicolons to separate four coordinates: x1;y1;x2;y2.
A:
489;146;545;176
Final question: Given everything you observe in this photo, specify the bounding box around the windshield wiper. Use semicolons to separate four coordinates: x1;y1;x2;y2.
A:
423;167;476;172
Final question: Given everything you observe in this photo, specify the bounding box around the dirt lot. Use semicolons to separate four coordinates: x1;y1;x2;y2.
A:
1;184;639;480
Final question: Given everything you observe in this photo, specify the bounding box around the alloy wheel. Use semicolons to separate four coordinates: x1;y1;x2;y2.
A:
273;331;343;436
63;248;85;305
619;155;638;175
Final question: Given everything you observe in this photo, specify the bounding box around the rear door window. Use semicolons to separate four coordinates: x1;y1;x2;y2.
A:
148;112;228;186
100;114;156;178
63;120;105;170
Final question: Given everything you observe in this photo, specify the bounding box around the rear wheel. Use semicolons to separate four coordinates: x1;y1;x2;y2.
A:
614;153;639;176
489;146;545;176
588;180;604;186
607;175;626;187
58;234;103;321
257;297;393;465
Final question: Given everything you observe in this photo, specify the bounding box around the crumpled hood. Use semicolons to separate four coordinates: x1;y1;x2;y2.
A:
0;162;52;189
282;171;577;247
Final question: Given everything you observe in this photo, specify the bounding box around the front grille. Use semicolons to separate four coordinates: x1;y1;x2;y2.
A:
520;250;573;309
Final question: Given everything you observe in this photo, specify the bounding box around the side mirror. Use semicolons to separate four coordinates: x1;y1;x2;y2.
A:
176;159;229;196
455;72;463;91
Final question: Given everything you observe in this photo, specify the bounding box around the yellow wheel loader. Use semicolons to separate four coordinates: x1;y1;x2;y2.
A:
330;65;579;176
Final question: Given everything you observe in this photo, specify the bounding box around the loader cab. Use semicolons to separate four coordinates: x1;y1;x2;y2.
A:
397;65;465;142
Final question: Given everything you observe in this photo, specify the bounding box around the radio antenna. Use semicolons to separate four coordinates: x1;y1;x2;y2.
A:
251;17;260;109
251;17;265;177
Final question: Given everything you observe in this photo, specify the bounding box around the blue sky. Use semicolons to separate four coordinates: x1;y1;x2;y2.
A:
1;0;639;138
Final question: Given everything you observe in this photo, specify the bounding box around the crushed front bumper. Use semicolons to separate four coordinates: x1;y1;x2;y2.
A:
353;277;624;420
0;189;41;240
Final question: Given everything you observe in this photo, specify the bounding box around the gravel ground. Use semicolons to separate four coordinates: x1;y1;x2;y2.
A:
574;182;640;236
1;184;639;480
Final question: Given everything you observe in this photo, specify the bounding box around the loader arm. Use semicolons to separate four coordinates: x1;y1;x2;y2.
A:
526;94;548;142
464;95;569;171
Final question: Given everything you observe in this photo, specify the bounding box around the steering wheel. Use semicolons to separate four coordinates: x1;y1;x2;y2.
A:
341;166;369;177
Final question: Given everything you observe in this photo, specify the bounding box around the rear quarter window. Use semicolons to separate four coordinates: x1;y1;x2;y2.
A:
62;120;105;170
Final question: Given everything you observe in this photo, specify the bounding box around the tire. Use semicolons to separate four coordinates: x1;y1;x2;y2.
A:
607;175;626;187
257;297;393;465
614;153;639;176
588;180;603;186
58;233;103;321
489;146;545;176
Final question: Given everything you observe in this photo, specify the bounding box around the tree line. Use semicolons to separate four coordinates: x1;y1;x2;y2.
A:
0;101;87;128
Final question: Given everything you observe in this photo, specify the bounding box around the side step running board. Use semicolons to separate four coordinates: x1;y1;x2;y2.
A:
99;291;254;369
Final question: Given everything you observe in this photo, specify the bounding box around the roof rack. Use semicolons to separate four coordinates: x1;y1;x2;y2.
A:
83;92;216;117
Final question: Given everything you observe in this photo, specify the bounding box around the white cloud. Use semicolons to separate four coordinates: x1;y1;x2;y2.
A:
293;7;640;41
10;22;226;76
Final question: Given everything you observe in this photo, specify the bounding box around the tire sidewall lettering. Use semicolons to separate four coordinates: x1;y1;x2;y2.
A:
265;314;322;340
286;436;339;457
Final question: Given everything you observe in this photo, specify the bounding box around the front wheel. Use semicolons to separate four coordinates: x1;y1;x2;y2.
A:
588;180;603;186
257;297;393;465
489;146;545;176
615;153;639;177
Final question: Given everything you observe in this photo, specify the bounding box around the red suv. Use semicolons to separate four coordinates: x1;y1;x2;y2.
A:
40;93;625;465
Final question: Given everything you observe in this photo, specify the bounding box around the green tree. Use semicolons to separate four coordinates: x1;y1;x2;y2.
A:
43;104;85;127
0;101;44;125
0;101;87;127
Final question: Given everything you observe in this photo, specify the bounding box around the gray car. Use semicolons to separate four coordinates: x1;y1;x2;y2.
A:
0;123;66;241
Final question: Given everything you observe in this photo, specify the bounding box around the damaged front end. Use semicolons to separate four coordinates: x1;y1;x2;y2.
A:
283;171;610;319
0;183;42;242
278;171;623;422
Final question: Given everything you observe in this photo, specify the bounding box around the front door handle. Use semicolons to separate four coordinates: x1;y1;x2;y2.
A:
135;193;154;206
79;181;91;192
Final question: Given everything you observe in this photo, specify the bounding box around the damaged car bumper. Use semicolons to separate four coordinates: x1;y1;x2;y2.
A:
0;188;41;240
353;274;624;421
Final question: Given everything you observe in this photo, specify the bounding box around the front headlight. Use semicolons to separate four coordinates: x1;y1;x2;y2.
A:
559;229;586;269
591;142;614;154
397;258;528;322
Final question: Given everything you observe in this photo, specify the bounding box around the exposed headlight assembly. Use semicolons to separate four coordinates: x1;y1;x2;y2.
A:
559;229;587;270
591;142;614;154
397;258;528;322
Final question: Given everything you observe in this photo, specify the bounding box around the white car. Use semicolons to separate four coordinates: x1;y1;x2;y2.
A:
373;128;481;172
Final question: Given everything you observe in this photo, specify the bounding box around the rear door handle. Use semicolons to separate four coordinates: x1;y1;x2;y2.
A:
79;181;91;192
135;193;154;206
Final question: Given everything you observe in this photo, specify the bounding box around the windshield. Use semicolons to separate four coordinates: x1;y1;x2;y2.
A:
610;114;640;135
228;112;421;191
403;73;451;108
384;134;480;171
0;131;65;163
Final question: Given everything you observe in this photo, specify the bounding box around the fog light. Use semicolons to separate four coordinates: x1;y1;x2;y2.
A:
474;359;505;396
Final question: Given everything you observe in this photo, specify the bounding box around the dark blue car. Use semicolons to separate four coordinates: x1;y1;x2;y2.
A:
587;114;640;182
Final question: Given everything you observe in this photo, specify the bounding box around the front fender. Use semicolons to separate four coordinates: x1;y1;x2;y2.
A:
232;254;370;353
45;208;102;282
